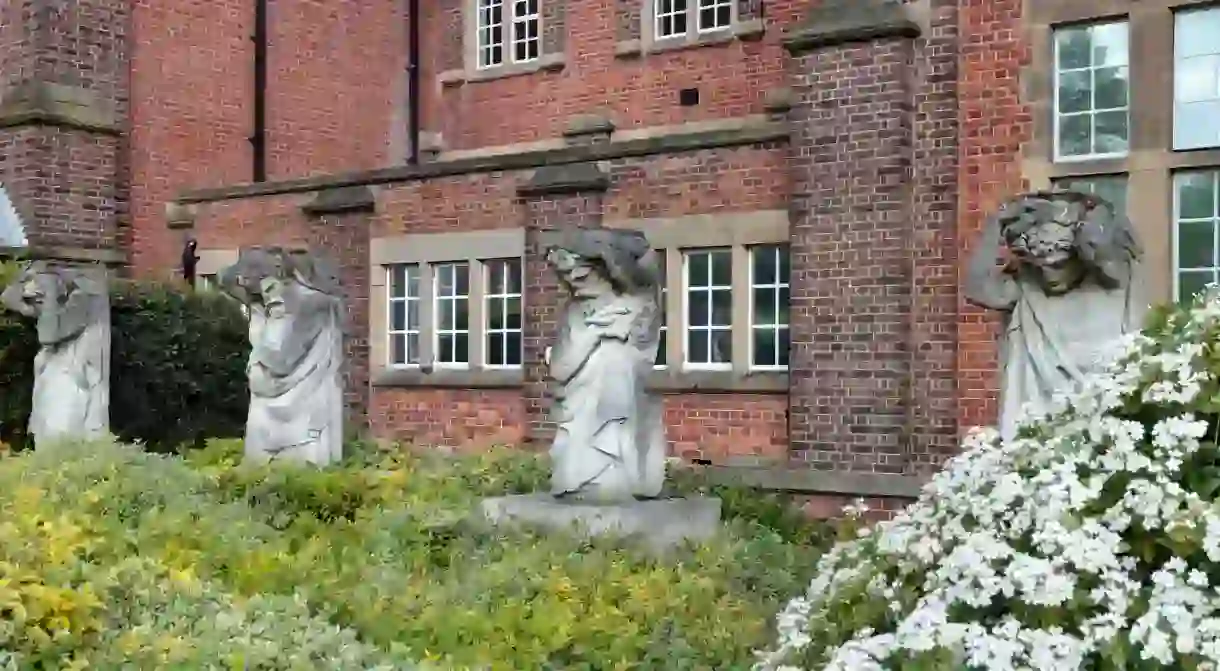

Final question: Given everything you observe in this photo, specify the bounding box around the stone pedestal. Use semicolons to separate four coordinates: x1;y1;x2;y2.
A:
479;494;722;550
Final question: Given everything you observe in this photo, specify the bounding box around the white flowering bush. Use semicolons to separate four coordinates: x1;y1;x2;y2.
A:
757;293;1220;670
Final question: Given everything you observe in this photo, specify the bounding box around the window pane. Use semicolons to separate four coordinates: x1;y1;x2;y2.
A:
1094;111;1129;154
506;297;522;330
1056;29;1090;69
687;329;708;364
389;266;406;298
753;287;776;325
710;289;731;326
1094;66;1128;109
455;263;470;296
506;258;523;294
1056;70;1091;113
438;334;454;363
453;333;469;365
390;301;406;331
439;300;454;330
488;298;504;330
778;286;790;327
1058;114;1092;157
1177;6;1220;59
777;328;790;367
390;333;406;365
688;251;709;285
1091;22;1128;67
752;246;777;285
655;329;667;367
506;332;522;366
710;250;731;286
455;298;469;331
487;333;505;366
710;330;731;363
1179;172;1218;220
1179;270;1215;303
689;292;709;326
406;334;420;364
753;328;776;367
1178;221;1215;269
407;301;420;330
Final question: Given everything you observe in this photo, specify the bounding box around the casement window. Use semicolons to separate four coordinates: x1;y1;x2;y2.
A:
1174;170;1220;302
1052;175;1129;216
683;248;733;368
476;0;540;69
484;258;523;368
654;0;733;40
749;244;790;370
387;264;423;366
432;262;471;366
1174;6;1220;150
1052;20;1130;161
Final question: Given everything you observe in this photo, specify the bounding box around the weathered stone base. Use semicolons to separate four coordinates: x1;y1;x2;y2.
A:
479;493;722;550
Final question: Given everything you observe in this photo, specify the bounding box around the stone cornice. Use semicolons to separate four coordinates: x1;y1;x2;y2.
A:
177;119;789;204
0;81;120;135
783;0;922;53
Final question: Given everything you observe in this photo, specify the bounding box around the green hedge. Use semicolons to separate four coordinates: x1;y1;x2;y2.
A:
0;271;249;451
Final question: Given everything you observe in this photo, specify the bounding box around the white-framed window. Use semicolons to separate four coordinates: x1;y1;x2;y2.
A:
433;262;471;366
1052;175;1129;215
654;0;732;40
1052;20;1130;161
197;274;217;291
1174;170;1220;302
387;264;423;367
484;258;523;367
683;248;732;368
1174;6;1220;150
655;256;668;369
749;244;790;370
476;0;540;69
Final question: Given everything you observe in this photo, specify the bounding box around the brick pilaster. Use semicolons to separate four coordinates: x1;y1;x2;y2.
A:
517;163;609;445
785;1;921;475
0;0;130;265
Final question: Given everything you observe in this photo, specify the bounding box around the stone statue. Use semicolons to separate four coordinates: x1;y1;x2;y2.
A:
545;227;666;502
182;237;199;287
1;262;110;449
217;247;344;466
965;190;1145;440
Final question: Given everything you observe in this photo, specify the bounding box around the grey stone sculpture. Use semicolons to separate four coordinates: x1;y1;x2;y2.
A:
218;247;344;466
544;227;667;502
965;190;1146;440
1;262;109;449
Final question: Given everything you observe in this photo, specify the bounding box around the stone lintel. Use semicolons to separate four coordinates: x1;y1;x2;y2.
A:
0;80;119;135
301;185;376;216
517;162;610;197
177;119;789;204
783;0;922;53
702;465;926;499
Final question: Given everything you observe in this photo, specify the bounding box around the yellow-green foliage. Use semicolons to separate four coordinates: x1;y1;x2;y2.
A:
0;439;828;670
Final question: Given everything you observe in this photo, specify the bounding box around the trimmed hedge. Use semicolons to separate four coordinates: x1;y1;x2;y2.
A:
0;267;249;451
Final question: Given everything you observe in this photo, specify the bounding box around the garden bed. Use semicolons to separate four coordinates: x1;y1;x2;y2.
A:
0;438;830;670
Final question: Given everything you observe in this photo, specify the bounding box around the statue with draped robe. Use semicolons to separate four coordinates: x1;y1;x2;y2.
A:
218;247;344;465
544;228;666;503
965;190;1145;440
1;262;110;449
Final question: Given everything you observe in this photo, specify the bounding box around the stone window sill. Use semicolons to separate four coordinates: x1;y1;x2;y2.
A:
647;368;787;394
372;367;523;389
438;53;566;88
615;19;764;59
370;366;787;394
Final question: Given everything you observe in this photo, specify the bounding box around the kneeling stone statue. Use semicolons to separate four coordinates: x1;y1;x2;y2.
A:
965;190;1146;440
1;262;110;449
218;247;345;466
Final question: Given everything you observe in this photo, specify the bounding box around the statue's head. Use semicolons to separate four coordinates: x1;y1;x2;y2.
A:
218;247;341;314
545;228;659;301
2;261;107;344
997;190;1140;295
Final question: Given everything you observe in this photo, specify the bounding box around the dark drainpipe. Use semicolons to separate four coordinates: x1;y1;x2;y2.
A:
407;0;421;165
250;0;269;182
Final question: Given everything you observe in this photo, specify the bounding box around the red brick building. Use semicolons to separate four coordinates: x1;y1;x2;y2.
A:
1;0;1216;510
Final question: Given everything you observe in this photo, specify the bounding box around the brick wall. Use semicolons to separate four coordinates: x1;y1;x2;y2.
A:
956;0;1029;431
0;0;129;256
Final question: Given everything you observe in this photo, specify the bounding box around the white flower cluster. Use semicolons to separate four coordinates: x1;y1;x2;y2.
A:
756;300;1220;671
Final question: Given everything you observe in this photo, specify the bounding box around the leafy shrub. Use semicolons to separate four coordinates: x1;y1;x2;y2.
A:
0;266;248;451
757;295;1220;670
0;438;831;670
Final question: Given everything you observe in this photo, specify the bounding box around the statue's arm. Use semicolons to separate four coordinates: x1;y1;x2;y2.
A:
964;214;1020;311
549;324;601;385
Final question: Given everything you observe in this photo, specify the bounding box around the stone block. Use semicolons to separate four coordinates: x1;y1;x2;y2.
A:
479;494;722;550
